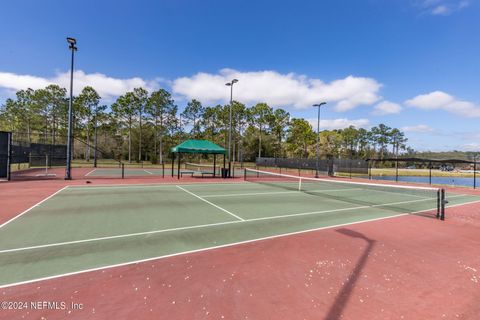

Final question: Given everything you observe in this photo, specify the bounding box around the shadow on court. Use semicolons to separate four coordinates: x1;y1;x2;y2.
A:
324;228;376;320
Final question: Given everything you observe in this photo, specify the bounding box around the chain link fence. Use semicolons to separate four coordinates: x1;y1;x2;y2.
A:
255;157;368;178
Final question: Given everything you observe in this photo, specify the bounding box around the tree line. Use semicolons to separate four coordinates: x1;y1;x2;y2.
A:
0;85;411;163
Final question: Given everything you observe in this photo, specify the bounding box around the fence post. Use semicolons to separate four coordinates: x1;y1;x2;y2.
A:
429;162;432;185
436;189;440;219
474;158;477;189
368;160;372;180
395;159;398;182
349;158;352;179
7;132;12;181
440;189;446;221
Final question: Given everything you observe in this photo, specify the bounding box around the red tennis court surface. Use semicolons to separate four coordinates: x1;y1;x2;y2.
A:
1;173;480;320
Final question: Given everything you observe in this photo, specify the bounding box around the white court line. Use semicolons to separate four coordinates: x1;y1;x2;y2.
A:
202;190;301;197
84;168;97;176
0;220;242;254
201;188;363;198
68;181;249;190
444;198;480;208
0;186;69;230
143;169;154;175
176;185;245;221
0;194;449;254
0;202;447;289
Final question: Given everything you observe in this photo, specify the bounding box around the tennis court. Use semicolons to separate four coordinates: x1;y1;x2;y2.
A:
1;169;479;288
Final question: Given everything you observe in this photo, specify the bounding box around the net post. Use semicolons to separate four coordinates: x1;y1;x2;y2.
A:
244;167;247;181
162;162;165;178
436;189;440;219
121;163;125;179
440;189;446;221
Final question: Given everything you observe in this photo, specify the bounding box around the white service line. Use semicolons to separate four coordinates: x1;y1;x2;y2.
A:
143;169;154;175
201;188;362;198
444;198;480;207
202;190;301;198
0;186;70;230
68;181;249;190
176;185;245;221
0;220;242;254
84;169;97;176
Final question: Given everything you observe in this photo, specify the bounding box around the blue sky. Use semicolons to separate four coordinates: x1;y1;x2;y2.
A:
0;0;479;152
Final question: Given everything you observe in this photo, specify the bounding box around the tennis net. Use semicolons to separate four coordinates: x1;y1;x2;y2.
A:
184;162;221;175
244;168;446;220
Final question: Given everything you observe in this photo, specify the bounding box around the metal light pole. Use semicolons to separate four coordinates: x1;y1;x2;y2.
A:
225;79;238;178
313;102;326;178
65;37;77;180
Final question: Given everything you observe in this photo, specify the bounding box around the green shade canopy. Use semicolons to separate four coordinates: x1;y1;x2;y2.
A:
171;139;226;154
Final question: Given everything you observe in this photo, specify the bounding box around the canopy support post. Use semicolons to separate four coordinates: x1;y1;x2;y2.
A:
171;153;175;177
223;154;226;179
177;153;181;179
213;154;217;178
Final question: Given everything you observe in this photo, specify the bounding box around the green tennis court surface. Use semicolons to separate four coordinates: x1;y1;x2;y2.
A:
1;180;479;287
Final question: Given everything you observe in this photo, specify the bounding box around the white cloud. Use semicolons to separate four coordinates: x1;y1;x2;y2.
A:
372;101;402;115
172;68;382;111
432;5;451;14
417;0;470;15
0;70;160;100
405;91;480;117
461;143;480;152
307;118;370;130
401;124;435;133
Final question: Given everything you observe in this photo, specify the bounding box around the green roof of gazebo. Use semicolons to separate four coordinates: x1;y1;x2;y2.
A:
171;139;226;154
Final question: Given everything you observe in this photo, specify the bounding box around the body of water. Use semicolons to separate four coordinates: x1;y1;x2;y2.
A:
372;175;478;188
